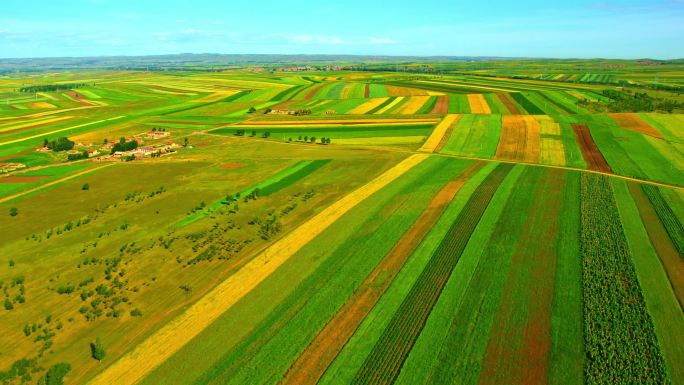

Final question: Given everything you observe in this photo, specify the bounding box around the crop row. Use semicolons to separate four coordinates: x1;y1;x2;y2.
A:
641;184;684;257
351;163;513;385
579;174;669;384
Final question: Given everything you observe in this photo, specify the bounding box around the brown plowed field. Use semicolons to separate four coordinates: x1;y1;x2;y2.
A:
498;94;520;114
610;113;664;139
571;124;612;172
431;95;450;114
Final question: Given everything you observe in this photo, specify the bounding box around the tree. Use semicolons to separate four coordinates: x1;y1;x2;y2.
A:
310;136;316;143
90;338;106;361
248;106;257;113
46;137;75;152
184;138;189;147
251;130;256;137
82;183;90;191
298;135;303;141
43;138;49;147
103;138;108;145
9;207;18;217
304;136;309;142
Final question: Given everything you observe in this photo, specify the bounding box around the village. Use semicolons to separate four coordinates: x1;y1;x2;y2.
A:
36;127;182;164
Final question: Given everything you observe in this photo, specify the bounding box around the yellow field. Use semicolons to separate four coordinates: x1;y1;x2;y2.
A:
419;114;461;152
385;85;427;96
87;154;429;385
467;94;492;114
348;98;390;114
26;102;56;109
536;115;561;135
541;137;566;166
395;96;431;115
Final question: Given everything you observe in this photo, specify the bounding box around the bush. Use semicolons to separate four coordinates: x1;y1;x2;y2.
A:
9;207;18;217
130;308;143;317
37;362;71;385
82;183;90;191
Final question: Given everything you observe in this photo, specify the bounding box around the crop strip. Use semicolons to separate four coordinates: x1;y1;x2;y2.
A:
419;114;461;153
579;174;669;384
350;163;513;385
279;161;485;385
571;124;612;173
87;154;429;385
497;94;520;114
640;185;684;258
431;95;449;114
628;184;684;310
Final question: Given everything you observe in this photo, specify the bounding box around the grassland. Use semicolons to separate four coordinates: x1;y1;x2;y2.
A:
0;62;682;385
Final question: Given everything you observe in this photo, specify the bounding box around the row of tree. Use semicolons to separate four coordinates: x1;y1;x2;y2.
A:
290;136;331;144
19;83;88;93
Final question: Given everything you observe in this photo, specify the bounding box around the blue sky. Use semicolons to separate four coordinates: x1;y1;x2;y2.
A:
1;0;682;59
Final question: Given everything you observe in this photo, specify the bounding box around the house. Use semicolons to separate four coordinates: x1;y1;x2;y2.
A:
147;131;171;139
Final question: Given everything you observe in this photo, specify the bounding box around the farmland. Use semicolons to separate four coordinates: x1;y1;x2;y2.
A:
0;60;683;385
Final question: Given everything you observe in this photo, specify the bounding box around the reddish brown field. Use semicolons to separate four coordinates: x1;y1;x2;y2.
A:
431;95;450;114
364;84;370;99
304;84;326;100
478;170;563;385
610;113;664;139
279;162;484;385
0;175;49;183
220;163;243;169
571;124;612;172
498;94;520;114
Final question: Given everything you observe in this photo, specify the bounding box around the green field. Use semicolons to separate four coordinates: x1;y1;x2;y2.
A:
0;61;683;385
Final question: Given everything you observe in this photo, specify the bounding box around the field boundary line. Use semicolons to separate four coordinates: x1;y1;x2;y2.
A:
87;154;429;385
200;132;684;191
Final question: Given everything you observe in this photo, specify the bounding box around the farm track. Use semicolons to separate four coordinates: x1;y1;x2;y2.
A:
279;161;485;385
201;132;684;192
87;154;429;385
